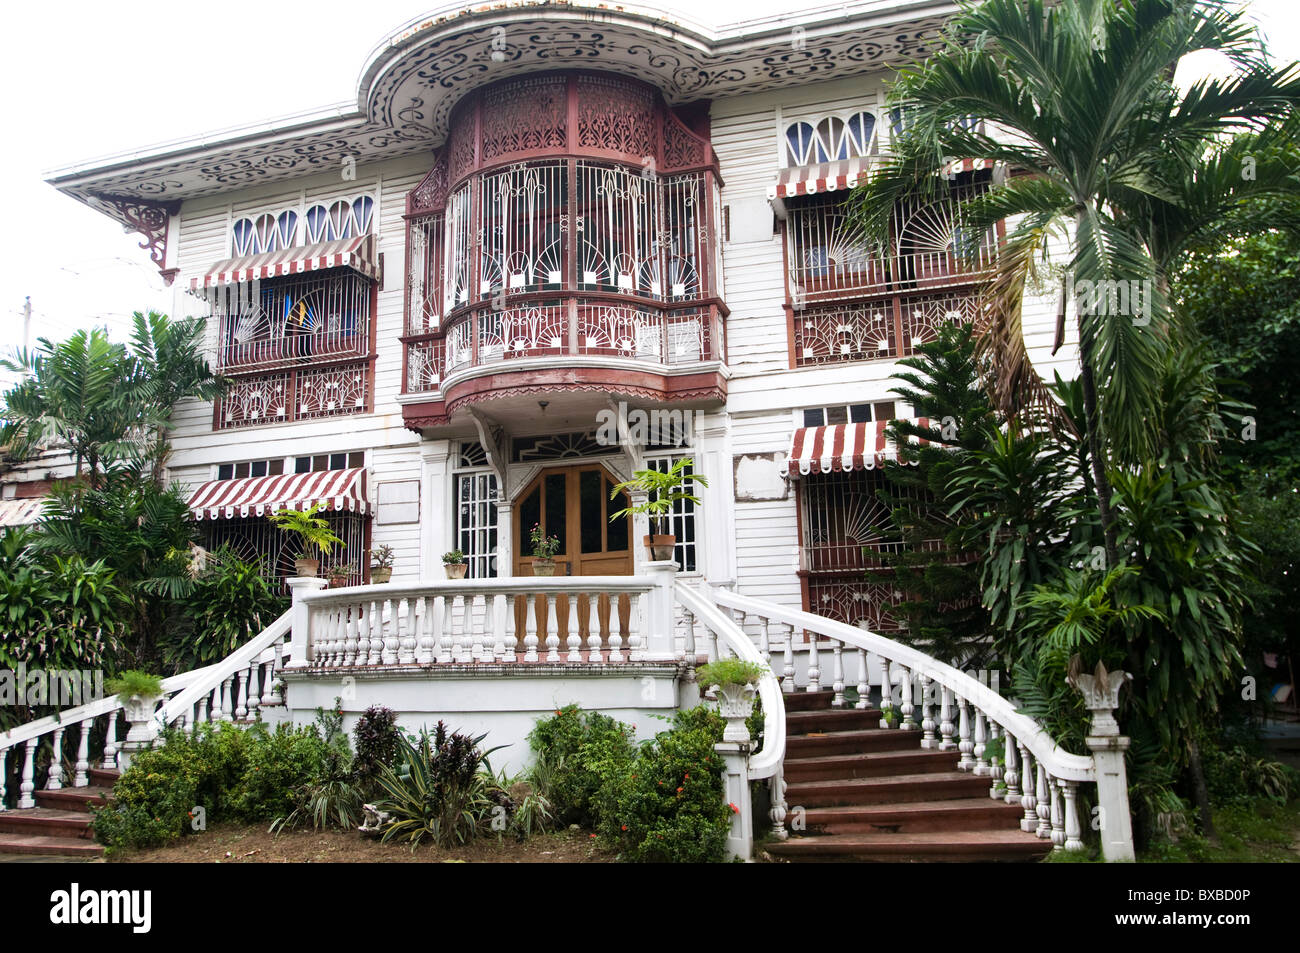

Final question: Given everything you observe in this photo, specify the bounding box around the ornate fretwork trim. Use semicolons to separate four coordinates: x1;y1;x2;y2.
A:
88;193;181;285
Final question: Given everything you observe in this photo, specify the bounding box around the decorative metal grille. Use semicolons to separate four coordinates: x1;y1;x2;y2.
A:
217;373;290;428
406;213;444;335
480;163;567;296
216;360;370;430
455;470;499;579
297;363;369;419
792;291;980;367
806;578;904;632
304;196;374;243
214;271;371;372
443;184;473;314
202;512;367;589
800;470;907;573
407;338;444;392
477;303;567;363
512;432;606;463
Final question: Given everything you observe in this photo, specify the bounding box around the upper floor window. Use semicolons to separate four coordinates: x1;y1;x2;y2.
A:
784;111;878;167
230;195;374;256
232;210;298;256
305;196;374;243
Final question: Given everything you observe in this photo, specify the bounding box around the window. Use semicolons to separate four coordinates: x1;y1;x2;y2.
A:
801;402;897;428
454;444;498;579
784;110;878;167
645;454;701;573
294;451;365;474
217;458;285;481
231;209;299;256
304;196;374;243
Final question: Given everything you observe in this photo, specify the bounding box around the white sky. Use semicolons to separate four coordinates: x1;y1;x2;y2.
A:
0;0;1296;389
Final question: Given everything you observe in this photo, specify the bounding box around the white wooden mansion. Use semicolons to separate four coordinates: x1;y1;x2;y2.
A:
1;2;1135;862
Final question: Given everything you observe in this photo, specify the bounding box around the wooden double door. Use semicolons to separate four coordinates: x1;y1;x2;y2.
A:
512;463;633;643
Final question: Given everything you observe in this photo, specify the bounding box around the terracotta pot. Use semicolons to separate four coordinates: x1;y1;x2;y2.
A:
444;563;468;579
370;567;392;584
328;575;349;589
532;558;556;577
644;534;677;561
294;558;320;577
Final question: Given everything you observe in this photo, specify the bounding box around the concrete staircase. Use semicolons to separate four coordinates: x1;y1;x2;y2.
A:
766;691;1050;862
0;768;116;859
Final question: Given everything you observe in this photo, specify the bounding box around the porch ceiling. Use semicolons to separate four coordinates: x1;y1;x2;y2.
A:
45;0;956;222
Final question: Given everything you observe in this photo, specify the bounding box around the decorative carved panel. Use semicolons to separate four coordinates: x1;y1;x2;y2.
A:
576;74;657;157
479;75;568;163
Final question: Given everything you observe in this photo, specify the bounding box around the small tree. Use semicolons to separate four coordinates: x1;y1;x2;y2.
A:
608;457;708;538
270;504;343;567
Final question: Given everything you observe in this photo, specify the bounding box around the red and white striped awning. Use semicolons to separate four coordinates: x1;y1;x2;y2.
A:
786;420;930;476
0;498;46;527
188;234;379;292
769;157;873;200
187;468;370;521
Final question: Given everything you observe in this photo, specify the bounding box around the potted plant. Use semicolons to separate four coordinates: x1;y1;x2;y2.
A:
529;523;561;576
270;503;344;577
370;544;394;584
442;549;468;579
106;670;165;760
695;658;767;743
609;457;708;561
327;561;354;588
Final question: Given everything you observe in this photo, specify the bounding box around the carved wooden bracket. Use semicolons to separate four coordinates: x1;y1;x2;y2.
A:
89;193;182;286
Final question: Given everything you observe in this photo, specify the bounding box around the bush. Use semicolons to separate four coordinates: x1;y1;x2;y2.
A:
1203;742;1296;806
527;705;636;826
227;723;330;822
352;705;400;787
592;706;731;863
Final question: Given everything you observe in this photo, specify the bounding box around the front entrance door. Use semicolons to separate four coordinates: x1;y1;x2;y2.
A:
512;463;633;646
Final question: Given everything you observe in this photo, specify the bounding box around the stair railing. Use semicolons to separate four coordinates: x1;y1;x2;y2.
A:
704;587;1135;862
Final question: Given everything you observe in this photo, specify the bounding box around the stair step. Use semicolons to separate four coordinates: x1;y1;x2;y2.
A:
33;787;113;812
767;829;1051;862
786;709;885;735
0;833;104;857
785;748;960;781
787;729;923;756
0;808;95;839
785;771;992;807
780;691;838;712
800;798;1027;835
87;768;120;786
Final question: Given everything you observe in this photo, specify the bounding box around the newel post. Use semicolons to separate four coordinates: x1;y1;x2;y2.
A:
285;577;329;669
1070;662;1135;862
717;739;754;861
641;560;678;660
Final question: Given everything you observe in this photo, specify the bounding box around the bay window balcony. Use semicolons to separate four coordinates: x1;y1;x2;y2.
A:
399;71;727;431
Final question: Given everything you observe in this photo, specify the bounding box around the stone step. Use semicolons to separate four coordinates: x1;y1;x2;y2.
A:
87;768;120;787
767;829;1051;862
785;771;992;808
786;728;931;757
0;833;104;858
33;786;113;813
0;808;95;839
786;709;885;735
785;748;960;782
799;797;1028;835
780;690;838;712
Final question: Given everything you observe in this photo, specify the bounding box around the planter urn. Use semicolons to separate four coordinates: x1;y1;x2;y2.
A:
532;558;556;577
712;682;757;743
645;534;676;561
370;567;392;584
293;558;320;577
444;563;468;580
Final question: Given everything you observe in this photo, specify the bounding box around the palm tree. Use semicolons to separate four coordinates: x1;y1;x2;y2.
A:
850;0;1300;565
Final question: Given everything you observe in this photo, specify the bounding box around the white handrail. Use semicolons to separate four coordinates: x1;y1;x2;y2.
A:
304;575;657;606
711;589;1095;783
156;609;292;729
674;582;785;780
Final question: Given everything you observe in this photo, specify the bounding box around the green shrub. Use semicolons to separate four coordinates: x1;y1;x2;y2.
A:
695;658;766;688
272;705;362;833
1203;742;1295;806
227;722;330;822
593;706;730;863
352;704;400;788
105;670;163;701
527;704;636;826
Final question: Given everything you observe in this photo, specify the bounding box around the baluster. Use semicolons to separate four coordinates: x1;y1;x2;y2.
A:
381;598;399;665
806;631;821;692
74;719;91;787
400;596;417;664
956;696;973;768
588;593;604;662
769;763;789;840
566;593;583;662
456;595;474;663
1050;778;1065;849
415;597;432;664
197;695;210;727
919;675;936;748
681;609;696;681
356;599;373;665
987;722;1003;796
1062;780;1084;851
468;594;486;661
0;747;8;810
1035;763;1052;839
781;625;795;693
878;660;894;728
855;648;869;709
342;604;358;667
627;593;643;661
704;616;719;662
544;594;560;662
246;660;261;719
523;595;539;662
491;594;508;661
437;595;453;663
18;739;36;808
218;677;233;721
102;711;120;769
234;669;248;721
759;617;771;668
898;665;916;730
323;608;339;665
260;655;277;707
503;594;518;663
830;643;845;708
938;684;956;749
1003;731;1021;803
972;709;988;775
45;727;65;790
1018;743;1038;832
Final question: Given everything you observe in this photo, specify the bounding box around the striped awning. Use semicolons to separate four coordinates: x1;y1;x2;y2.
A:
187;468;370;521
769;157;873;200
786;420;930;476
188;234;379;291
0;498;46;527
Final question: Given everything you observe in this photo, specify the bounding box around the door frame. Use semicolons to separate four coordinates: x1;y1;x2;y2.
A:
511;461;634;577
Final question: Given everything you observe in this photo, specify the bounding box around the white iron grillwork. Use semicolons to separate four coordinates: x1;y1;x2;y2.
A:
576;161;660;295
214;271;371;372
202;512;367;590
477;303;567;363
443;184;473;314
406;214;444;335
479;162;567;297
